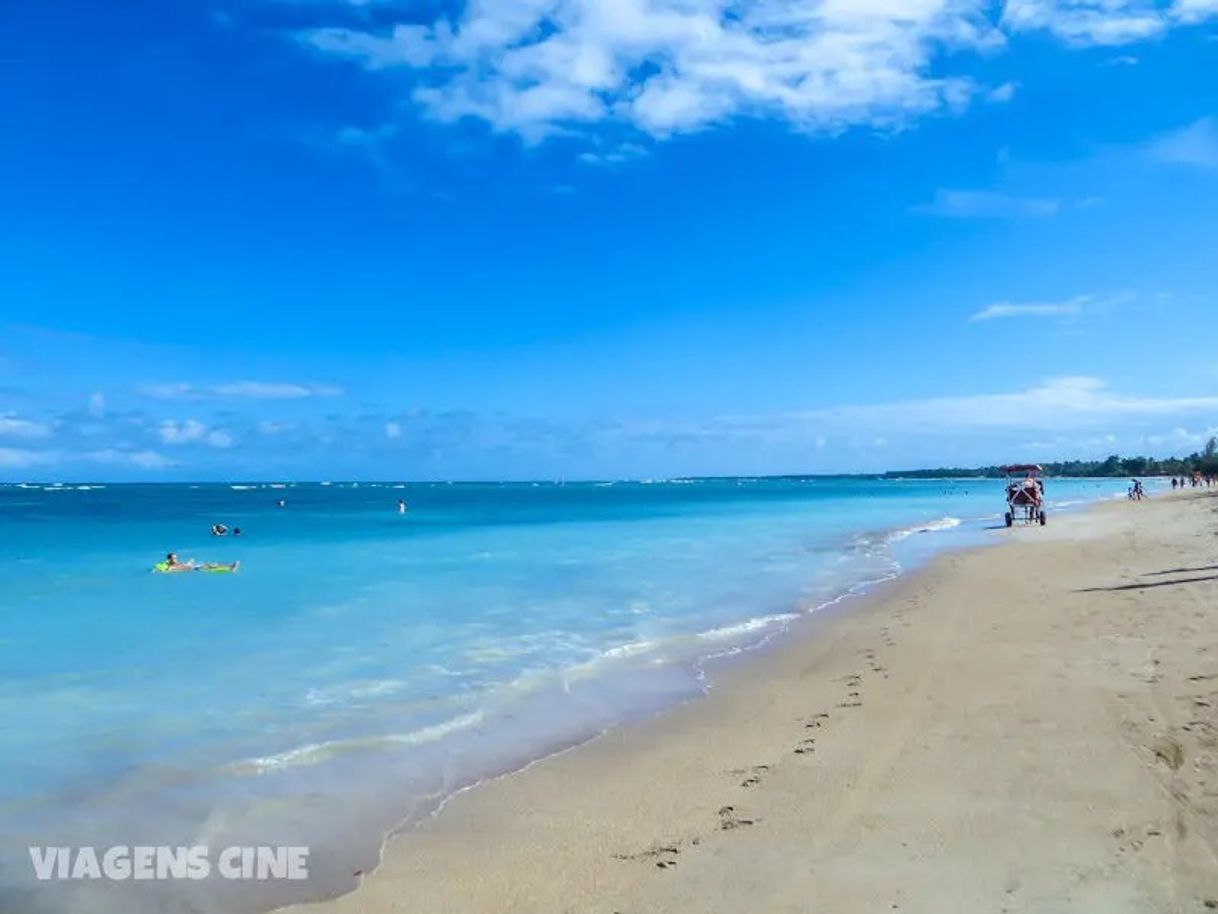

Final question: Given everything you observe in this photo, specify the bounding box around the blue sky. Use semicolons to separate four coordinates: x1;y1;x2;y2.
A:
1;0;1217;480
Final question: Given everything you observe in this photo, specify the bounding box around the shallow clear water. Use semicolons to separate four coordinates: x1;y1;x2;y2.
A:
0;476;1143;912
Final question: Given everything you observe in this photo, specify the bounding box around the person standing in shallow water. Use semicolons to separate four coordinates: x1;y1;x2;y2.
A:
398;499;407;514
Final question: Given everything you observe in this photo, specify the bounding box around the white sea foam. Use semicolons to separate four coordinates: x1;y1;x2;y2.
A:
599;639;659;660
304;679;409;707
231;711;486;774
885;516;962;543
697;612;800;641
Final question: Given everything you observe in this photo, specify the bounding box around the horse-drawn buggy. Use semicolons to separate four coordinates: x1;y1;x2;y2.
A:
1002;464;1046;527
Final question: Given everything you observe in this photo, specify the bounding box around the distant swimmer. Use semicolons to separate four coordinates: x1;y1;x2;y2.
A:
211;523;228;536
276;499;286;508
398;499;407;514
156;552;239;573
162;552;195;572
233;527;242;536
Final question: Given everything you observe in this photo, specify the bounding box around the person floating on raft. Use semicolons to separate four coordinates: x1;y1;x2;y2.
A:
155;552;239;573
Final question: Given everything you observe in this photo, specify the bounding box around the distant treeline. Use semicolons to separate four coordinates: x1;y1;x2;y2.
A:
884;441;1218;479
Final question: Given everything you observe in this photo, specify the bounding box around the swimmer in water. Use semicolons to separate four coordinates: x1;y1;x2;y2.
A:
398;499;406;514
164;552;195;571
211;523;228;536
162;552;239;573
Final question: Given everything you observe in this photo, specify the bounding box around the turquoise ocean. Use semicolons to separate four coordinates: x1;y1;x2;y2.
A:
0;476;1149;913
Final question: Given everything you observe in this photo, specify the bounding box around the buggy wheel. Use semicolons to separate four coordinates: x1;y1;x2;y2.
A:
1004;512;1013;528
1039;510;1046;526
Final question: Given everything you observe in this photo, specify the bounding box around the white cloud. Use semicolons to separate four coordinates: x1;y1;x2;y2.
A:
156;419;207;445
87;392;106;419
808;376;1218;432
1148;116;1218;168
0;447;174;471
970;295;1088;321
385;421;403;439
300;0;1001;142
0;447;47;469
140;383;195;399
914;189;1061;218
1000;0;1167;46
141;381;344;400
257;420;298;435
1145;425;1218;448
0;415;52;440
578;142;647;166
598;377;1218;459
156;419;235;448
1176;0;1218;23
988;81;1018;103
85;449;176;470
294;0;1218;144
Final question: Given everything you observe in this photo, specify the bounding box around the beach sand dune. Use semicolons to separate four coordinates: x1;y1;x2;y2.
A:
287;491;1218;914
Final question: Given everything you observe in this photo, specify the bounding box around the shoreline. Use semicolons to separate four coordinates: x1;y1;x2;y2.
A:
2;478;1152;914
285;488;1218;914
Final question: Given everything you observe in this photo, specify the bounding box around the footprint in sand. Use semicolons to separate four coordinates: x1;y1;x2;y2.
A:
739;764;770;787
794;737;816;755
613;843;682;869
717;805;757;830
1154;738;1185;771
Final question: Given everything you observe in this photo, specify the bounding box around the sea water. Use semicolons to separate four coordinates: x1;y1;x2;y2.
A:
0;476;1146;912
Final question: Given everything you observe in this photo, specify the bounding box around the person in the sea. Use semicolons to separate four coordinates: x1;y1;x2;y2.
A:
211;523;228;536
276;499;286;508
397;499;406;514
163;552;238;572
233;527;242;536
164;552;196;572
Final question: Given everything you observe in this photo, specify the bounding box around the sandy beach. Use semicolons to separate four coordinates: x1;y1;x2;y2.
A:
288;490;1218;914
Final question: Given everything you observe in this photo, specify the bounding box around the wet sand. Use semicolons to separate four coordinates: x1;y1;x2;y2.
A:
286;489;1218;914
